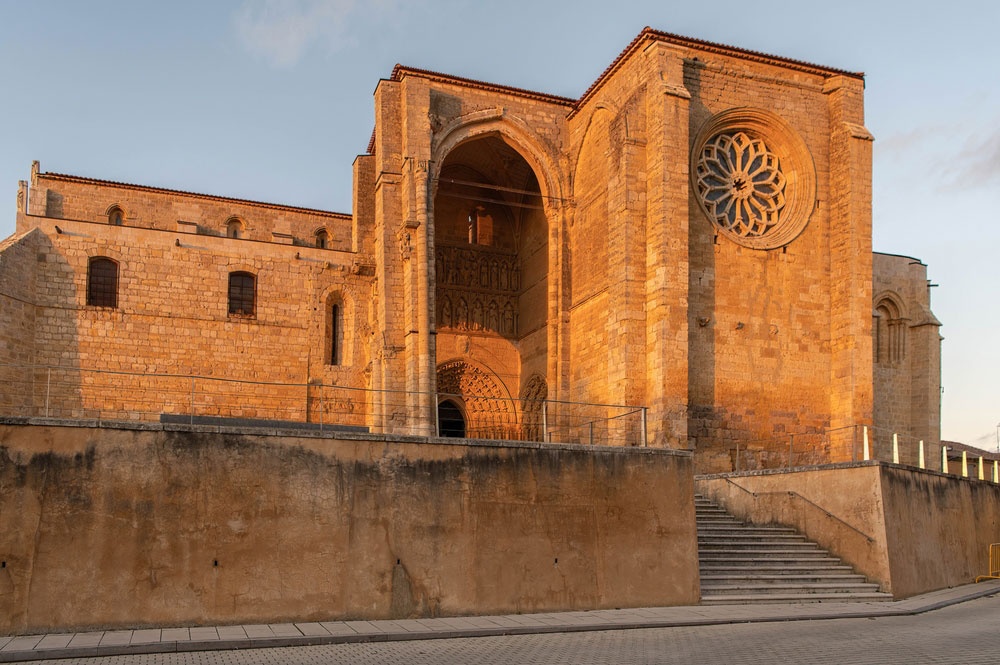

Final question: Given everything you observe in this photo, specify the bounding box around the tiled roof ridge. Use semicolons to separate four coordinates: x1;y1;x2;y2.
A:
390;64;578;106
39;172;350;218
571;27;865;118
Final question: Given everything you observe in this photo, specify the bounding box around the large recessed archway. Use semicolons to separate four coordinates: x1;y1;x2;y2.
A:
432;133;549;420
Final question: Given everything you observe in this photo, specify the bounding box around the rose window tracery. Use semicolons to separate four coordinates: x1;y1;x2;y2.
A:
696;132;787;240
690;109;816;250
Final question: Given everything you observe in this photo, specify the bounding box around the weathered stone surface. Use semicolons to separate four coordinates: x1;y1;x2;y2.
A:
0;422;698;634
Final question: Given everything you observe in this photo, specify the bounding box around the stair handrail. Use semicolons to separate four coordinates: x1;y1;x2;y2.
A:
720;477;875;544
721;476;756;497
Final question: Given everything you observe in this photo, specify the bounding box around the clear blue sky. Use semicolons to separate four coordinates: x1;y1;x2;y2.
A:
2;1;997;448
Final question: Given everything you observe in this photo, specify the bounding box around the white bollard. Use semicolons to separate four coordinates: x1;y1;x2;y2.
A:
962;451;969;478
863;426;870;461
919;440;925;469
942;446;949;474
979;456;985;481
892;433;899;464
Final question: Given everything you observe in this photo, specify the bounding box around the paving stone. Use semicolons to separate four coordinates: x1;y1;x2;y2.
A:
294;623;331;637
319;622;357;636
35;634;73;649
188;627;220;640
0;635;42;652
130;629;162;645
67;632;105;648
98;631;132;646
242;625;273;639
161;627;191;641
217;626;248;640
269;624;302;637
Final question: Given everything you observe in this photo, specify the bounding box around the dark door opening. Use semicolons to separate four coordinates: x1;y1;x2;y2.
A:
438;399;466;437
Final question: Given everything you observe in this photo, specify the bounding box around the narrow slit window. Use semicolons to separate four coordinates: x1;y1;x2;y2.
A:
316;228;329;249
228;271;256;317
330;303;340;365
87;257;119;308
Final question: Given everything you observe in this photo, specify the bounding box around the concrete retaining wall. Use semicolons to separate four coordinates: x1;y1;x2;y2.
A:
696;462;1000;598
0;420;698;635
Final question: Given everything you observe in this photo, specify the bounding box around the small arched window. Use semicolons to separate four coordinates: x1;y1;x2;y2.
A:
107;206;124;226
228;271;256;317
87;257;119;308
315;228;329;249
226;218;245;239
874;298;905;365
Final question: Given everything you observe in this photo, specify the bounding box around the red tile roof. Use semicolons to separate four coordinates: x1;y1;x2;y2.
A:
39;172;350;218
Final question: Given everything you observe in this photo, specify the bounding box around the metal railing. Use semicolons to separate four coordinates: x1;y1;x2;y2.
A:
721;477;876;544
726;423;999;483
976;544;1000;582
0;364;647;447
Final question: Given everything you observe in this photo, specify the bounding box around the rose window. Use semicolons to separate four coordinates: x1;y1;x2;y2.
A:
696;132;787;240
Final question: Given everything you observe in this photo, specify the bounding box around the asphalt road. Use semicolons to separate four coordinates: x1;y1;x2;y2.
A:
29;592;1000;665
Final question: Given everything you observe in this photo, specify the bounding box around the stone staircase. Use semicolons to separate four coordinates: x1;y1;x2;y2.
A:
696;494;892;604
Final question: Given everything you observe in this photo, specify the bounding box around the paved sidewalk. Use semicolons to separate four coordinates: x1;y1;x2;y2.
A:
2;580;999;663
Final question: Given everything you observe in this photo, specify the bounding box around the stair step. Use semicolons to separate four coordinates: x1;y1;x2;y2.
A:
701;574;867;583
695;495;887;605
701;564;854;574
698;546;826;555
698;527;798;535
701;592;893;605
698;533;807;542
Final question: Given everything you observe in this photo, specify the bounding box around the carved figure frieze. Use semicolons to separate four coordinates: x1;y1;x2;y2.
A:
435;242;520;336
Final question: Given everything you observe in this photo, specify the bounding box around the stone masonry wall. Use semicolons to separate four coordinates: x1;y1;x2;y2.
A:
683;53;842;473
872;252;941;450
0;230;41;414
4;208;373;427
0;421;699;634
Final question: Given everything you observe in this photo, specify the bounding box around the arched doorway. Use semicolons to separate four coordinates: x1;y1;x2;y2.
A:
436;359;516;439
437;399;466;437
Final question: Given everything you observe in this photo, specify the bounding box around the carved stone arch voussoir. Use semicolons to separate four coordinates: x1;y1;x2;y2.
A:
436;358;517;439
873;290;906;321
430;110;565;206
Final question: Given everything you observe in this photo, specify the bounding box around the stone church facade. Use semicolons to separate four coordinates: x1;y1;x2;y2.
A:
0;28;940;473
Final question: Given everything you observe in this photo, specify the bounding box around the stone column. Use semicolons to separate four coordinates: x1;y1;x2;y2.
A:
546;198;570;405
643;45;691;448
825;75;874;446
398;79;434;436
371;80;409;433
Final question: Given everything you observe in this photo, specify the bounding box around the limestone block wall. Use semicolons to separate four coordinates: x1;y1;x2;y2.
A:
0;229;41;413
2;210;373;426
684;56;850;472
0;421;699;634
561;34;866;463
872;252;941;449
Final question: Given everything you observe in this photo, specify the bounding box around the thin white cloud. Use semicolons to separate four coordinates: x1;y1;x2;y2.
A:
234;0;360;68
949;126;1000;189
878;116;1000;192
